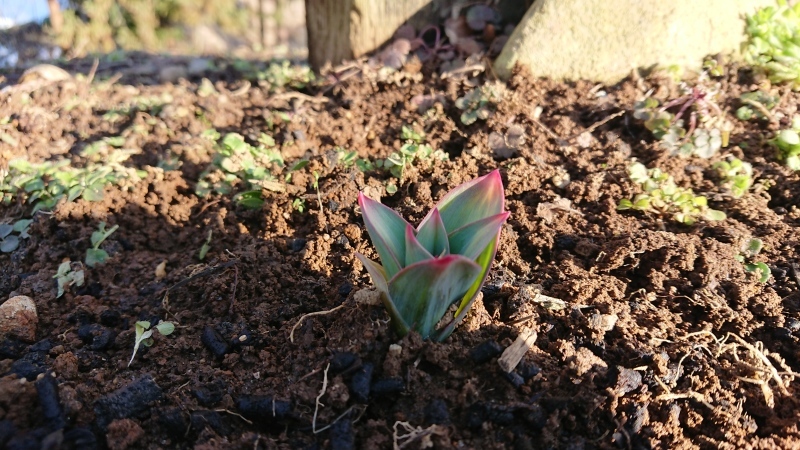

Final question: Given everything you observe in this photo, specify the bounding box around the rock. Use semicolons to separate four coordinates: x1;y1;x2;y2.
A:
94;376;163;429
587;313;618;333
158;65;188;84
495;0;774;83
0;295;38;342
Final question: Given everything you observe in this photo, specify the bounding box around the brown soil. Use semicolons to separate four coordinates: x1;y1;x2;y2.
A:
0;58;799;450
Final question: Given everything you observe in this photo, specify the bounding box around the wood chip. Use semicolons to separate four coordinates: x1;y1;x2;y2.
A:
498;328;537;373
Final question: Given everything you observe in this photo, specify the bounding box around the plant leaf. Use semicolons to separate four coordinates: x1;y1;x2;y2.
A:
415;208;449;256
355;253;410;335
418;170;504;234
387;255;481;339
155;321;175;335
358;192;410;277
447;212;509;260
0;235;19;253
404;225;433;266
85;248;108;267
435;237;499;341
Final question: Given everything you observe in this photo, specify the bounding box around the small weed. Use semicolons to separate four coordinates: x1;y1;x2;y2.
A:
199;230;212;261
743;1;800;89
632;85;731;159
54;260;85;298
713;157;754;198
618;162;726;225
383;125;447;179
735;238;771;283
195;132;284;208
128;320;175;367
292;198;306;213
455;83;503;125
237;60;315;91
736;91;778;121
0;219;31;253
770;115;800;170
0;146;143;213
86;222;119;268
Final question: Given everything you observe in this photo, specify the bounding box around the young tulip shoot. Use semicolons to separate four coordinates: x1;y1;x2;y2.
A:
356;170;509;341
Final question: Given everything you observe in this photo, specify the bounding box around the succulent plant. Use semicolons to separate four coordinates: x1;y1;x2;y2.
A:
356;170;509;341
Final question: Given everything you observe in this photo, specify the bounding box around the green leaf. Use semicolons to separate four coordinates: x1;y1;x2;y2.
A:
85;248;109;267
404;225;433;266
387;255;481;339
0;235;19;252
155;321;175;335
287;159;309;172
447;212;509;261
420;170;504;235
0;224;12;238
358;192;410;278
745;262;771;283
199;230;212;260
415;208;449;257
704;209;727;221
235;190;265;209
617;199;633;210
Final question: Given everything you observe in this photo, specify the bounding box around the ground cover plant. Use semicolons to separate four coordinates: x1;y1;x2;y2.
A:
1;19;800;450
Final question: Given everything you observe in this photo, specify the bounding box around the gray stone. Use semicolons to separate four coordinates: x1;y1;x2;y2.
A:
0;295;38;342
495;0;774;83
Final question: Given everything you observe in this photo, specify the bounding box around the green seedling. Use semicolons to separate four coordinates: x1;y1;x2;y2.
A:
199;230;212;261
284;159;309;182
54;260;85;298
292;198;307;213
770;115;800;170
633;86;730;159
128;320;175;367
241;60;315;91
384;126;447;179
196;132;284;209
618;162;726;225
713;157;754;198
85;222;119;268
455;83;503;125
357;170;509;341
0;219;31;253
743;1;800;90
735;238;771;283
736;91;779;120
1;147;143;213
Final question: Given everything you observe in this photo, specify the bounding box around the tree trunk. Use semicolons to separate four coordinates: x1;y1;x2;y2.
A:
47;0;63;34
305;0;451;71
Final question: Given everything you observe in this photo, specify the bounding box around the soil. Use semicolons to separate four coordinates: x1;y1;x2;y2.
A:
0;55;799;450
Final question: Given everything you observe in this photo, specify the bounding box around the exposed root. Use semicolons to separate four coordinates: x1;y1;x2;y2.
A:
312;363;330;434
392;421;446;450
289;304;345;343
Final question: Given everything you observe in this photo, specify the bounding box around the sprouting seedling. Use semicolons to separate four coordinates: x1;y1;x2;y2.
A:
617;162;725;225
199;230;212;261
85;222;119;268
54;260;85;298
743;1;800;90
356;170;509;341
128;320;175;367
770;115;800;170
455;84;503;125
292;198;306;213
313;171;323;211
0;219;31;253
735;238;771;284
713;157;754;198
384;126;447;179
736;91;778;121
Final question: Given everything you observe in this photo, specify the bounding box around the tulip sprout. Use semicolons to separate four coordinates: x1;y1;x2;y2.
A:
356;170;509;341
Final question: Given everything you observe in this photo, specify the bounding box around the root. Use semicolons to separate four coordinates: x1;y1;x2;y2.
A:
392;421;446;450
289;304;345;343
312;363;330;433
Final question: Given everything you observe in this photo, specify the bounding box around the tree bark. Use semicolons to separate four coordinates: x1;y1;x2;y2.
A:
305;0;451;71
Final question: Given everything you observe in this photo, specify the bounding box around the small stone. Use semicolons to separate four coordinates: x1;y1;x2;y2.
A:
614;366;643;395
53;352;79;380
0;295;38;342
158;65;187;84
353;289;381;305
94;375;163;429
469;340;503;364
201;326;229;358
587;313;618;332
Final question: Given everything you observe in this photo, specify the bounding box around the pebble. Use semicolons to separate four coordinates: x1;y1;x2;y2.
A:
329;414;355;450
424;398;450;425
348;362;374;403
35;373;64;428
0;295;38;342
10;351;47;380
235;395;291;423
201;326;229;358
587;313;618;332
469;340;503;364
370;378;405;396
94;375;163;429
